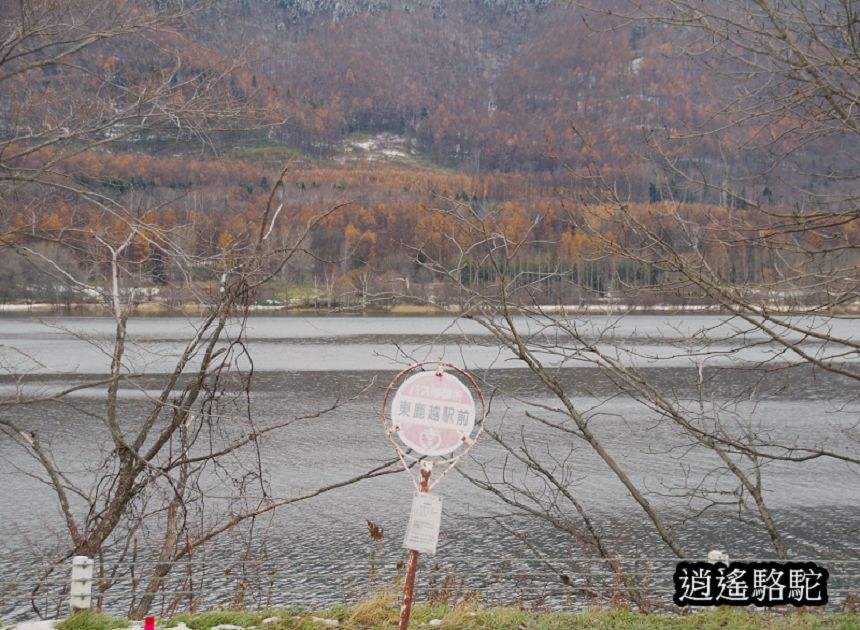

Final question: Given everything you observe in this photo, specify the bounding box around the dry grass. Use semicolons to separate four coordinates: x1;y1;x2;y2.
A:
345;590;399;628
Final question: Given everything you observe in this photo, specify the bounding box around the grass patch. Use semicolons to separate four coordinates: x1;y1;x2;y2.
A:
388;303;445;314
381;150;448;172
167;610;266;629
228;142;321;166
441;607;860;630
410;602;451;625
56;610;128;630
345;591;398;628
271;285;323;303
72;605;858;630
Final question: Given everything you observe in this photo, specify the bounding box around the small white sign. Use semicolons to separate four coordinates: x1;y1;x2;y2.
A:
403;492;442;554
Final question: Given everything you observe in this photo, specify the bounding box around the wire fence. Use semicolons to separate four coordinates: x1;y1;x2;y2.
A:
5;554;860;623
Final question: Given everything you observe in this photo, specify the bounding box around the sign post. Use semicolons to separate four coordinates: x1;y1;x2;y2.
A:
399;461;433;630
381;362;484;630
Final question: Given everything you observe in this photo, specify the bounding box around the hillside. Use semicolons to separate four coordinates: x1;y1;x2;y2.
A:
186;0;853;204
5;0;849;201
1;0;857;308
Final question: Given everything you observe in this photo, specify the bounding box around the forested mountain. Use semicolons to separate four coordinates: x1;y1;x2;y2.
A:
2;0;857;307
6;0;841;200
188;0;851;204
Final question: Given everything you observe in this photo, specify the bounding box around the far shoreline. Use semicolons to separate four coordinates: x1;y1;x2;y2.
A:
2;300;859;317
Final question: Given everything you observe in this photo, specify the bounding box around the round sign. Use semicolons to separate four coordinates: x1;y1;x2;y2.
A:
390;370;476;457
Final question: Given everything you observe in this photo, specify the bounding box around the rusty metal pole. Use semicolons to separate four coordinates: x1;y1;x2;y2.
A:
399;462;432;630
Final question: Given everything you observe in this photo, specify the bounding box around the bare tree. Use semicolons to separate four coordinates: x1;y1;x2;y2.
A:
550;0;860;402
0;0;262;197
600;0;859;370
400;0;860;605
411;180;859;606
0;165;397;618
0;2;396;619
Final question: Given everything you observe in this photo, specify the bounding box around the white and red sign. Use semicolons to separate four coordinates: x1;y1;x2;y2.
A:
390;370;476;457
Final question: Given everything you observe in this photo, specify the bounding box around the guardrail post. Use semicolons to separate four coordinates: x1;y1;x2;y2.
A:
70;555;94;611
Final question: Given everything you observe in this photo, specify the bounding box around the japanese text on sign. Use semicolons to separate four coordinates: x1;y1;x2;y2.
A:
403;492;442;555
391;371;476;457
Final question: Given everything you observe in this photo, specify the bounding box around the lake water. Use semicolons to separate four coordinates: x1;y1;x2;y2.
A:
1;314;858;620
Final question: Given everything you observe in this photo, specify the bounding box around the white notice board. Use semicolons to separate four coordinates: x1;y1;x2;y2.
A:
403;492;442;554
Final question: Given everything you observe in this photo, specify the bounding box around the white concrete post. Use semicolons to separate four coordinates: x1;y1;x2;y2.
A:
70;555;94;611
